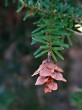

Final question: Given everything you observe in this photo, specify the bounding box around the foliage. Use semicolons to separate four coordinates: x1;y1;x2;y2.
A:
71;91;82;110
4;0;82;62
0;90;14;110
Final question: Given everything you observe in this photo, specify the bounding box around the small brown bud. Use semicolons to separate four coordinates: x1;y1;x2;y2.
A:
30;8;35;13
53;10;57;14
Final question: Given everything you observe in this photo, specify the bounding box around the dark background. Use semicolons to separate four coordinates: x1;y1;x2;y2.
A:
0;1;82;110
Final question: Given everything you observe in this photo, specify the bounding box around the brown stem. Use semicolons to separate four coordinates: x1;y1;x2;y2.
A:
48;51;52;58
20;0;50;15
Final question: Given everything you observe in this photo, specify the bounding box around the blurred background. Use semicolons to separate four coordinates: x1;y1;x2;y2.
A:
0;1;82;110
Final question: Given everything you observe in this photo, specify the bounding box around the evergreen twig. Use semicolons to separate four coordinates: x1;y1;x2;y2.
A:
20;0;50;15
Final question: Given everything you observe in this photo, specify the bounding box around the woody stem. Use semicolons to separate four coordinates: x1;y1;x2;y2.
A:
20;0;50;15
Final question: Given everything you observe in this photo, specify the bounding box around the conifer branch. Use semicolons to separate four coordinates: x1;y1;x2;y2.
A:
20;0;50;15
